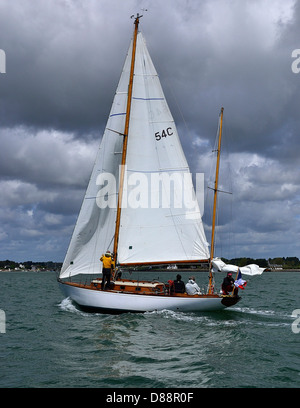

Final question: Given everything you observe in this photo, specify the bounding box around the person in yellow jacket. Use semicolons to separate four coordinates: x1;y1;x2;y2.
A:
100;251;115;290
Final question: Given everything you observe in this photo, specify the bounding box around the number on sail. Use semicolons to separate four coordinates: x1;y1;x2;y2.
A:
155;127;173;141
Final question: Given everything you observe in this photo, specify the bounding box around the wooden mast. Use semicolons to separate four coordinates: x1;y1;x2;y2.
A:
208;107;224;294
113;14;141;266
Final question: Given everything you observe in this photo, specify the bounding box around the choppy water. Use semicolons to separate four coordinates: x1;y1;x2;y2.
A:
0;271;299;388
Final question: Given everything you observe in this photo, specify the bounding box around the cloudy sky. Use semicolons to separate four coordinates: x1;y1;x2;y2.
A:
0;0;299;263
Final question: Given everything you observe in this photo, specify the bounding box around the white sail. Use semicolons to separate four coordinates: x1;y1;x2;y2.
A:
211;258;265;276
117;32;209;265
60;43;133;279
60;31;209;279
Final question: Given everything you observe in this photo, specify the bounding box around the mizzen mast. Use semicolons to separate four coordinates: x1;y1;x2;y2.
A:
113;14;142;264
208;107;224;294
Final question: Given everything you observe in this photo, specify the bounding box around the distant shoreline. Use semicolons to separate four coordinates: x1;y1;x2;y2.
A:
0;269;58;273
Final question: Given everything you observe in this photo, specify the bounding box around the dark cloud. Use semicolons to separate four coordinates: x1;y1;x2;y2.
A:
0;0;299;261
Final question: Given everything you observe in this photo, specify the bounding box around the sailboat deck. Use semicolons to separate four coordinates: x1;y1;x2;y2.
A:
92;278;167;294
91;279;164;288
62;279;221;298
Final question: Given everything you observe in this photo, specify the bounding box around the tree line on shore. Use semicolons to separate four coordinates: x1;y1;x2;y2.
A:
1;256;300;271
0;260;62;271
221;257;300;269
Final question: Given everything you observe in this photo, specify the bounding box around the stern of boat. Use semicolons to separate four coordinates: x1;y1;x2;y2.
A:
221;295;241;307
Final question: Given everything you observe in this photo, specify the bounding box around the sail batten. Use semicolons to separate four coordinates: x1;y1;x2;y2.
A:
110;112;127;117
132;97;164;100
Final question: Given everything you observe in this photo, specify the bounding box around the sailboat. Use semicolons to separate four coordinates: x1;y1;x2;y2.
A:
58;15;264;313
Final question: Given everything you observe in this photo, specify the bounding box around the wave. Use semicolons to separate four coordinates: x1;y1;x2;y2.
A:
232;306;293;319
229;306;293;329
145;309;201;322
56;300;293;331
57;297;87;316
145;306;293;332
232;306;276;316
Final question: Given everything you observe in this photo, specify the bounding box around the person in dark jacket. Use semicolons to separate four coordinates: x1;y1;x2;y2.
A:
222;272;235;295
173;274;185;293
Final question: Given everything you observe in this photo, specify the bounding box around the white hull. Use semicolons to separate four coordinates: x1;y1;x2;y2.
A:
58;282;238;313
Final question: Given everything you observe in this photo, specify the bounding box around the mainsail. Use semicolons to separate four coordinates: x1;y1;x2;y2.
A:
60;30;209;279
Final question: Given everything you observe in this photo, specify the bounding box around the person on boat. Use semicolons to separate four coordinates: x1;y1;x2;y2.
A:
100;251;115;290
173;274;185;293
186;276;201;295
221;272;236;295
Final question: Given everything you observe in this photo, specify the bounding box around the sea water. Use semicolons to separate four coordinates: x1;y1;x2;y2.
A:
0;271;299;388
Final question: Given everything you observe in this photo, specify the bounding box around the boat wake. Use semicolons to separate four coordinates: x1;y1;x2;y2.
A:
233;306;276;316
232;306;292;318
228;306;293;328
58;297;87;316
145;306;294;329
146;309;197;322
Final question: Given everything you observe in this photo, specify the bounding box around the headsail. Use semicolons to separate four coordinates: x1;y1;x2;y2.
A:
60;42;133;279
60;28;209;279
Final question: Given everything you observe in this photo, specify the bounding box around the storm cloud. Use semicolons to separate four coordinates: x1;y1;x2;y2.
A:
0;0;299;262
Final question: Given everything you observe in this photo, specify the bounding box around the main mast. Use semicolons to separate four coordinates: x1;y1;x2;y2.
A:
113;14;141;265
208;107;224;294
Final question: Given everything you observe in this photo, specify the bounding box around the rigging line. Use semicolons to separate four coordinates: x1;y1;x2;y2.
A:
163;76;191;141
223;128;236;260
207;186;232;195
106;128;126;136
207;112;223;217
107;234;115;252
215;194;220;257
205;119;221;226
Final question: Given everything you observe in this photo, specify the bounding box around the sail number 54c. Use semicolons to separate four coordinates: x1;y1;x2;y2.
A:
155;127;173;141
